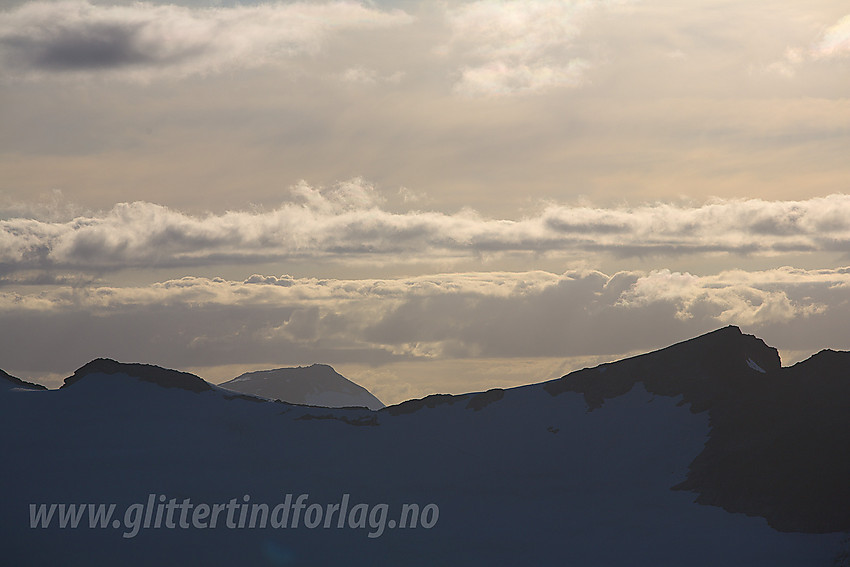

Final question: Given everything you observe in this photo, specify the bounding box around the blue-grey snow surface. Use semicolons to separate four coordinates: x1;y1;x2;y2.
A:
2;340;848;566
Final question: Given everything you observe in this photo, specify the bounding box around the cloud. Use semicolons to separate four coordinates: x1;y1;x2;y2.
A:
2;267;849;376
339;66;404;85
3;183;850;273
454;59;589;97
763;47;805;78
763;13;850;76
0;0;412;80
441;0;613;96
618;268;829;325
813;14;850;59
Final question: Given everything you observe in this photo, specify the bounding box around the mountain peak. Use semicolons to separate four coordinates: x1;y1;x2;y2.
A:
659;325;781;373
61;358;212;393
220;364;384;410
544;326;781;412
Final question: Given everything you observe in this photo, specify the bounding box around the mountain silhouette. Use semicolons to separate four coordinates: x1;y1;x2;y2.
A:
0;368;47;391
545;325;850;533
2;326;848;566
62;358;213;393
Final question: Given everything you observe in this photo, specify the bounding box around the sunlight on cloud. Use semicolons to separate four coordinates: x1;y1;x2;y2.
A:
813;14;850;58
454;59;589;97
761;12;850;76
4;184;850;272
442;0;607;96
445;0;586;60
619;268;828;325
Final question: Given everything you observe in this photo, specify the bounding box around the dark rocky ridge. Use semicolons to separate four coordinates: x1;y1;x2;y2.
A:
543;325;781;412
0;368;47;390
381;389;510;415
61;358;213;393
545;325;850;533
383;392;471;416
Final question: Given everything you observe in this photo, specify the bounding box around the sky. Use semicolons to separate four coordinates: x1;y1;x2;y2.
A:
1;0;849;403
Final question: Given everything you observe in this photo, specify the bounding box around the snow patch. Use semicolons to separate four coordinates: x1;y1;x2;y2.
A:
747;358;766;373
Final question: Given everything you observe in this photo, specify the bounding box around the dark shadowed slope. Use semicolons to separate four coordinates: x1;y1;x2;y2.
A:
543;325;781;411
544;325;850;533
219;364;384;410
61;358;213;393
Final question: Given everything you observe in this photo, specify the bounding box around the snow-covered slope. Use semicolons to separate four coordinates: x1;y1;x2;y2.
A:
219;363;384;410
2;326;848;566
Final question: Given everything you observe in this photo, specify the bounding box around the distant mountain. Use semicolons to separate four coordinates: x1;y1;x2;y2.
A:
0;367;47;391
2;326;849;566
219;364;384;410
62;358;213;393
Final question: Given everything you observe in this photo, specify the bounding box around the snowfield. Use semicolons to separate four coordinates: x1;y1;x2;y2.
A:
2;327;848;566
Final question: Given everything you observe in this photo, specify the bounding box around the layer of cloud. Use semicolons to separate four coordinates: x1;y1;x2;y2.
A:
3;183;850;273
0;0;626;93
2;0;845;96
0;0;412;80
1;267;849;377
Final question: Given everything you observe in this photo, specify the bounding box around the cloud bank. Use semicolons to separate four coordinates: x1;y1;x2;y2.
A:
3;183;850;273
0;0;411;79
2;0;845;100
2;267;849;376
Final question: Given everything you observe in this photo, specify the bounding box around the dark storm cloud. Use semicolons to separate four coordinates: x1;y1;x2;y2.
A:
2;20;172;71
0;272;93;286
0;1;412;78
